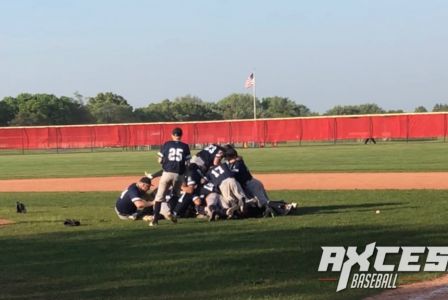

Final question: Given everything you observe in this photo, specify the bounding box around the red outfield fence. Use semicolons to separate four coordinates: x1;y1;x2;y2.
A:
0;113;447;150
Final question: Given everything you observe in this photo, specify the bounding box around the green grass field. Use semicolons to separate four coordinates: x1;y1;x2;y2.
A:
0;142;447;179
1;190;448;300
1;142;448;299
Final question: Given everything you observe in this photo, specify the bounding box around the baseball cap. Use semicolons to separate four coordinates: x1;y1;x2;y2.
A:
139;177;152;185
225;147;238;159
172;127;183;137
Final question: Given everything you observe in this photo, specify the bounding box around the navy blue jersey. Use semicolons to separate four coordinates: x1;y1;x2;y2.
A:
158;140;191;174
184;164;204;187
226;157;253;187
116;183;146;215
183;163;205;198
196;144;224;169
197;182;217;205
206;163;234;187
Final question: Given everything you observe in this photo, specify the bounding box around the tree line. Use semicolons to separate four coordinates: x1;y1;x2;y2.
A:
0;92;447;126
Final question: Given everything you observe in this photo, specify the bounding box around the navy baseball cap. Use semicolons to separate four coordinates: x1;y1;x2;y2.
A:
172;127;183;137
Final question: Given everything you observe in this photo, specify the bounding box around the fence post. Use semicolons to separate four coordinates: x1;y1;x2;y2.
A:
333;118;337;144
21;127;25;155
406;115;410;143
443;113;448;143
228;121;232;145
56;127;60;154
90;126;94;152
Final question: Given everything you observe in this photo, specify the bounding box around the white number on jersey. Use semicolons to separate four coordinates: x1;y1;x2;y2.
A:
168;148;184;162
211;166;225;178
204;145;217;154
204;182;214;191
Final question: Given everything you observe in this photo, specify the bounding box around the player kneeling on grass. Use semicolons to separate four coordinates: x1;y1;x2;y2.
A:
115;177;174;224
115;177;156;221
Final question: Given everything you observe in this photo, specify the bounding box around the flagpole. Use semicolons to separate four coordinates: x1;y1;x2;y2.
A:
252;72;257;148
252;72;256;120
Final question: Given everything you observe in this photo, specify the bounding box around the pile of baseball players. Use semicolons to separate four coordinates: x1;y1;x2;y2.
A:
115;127;297;226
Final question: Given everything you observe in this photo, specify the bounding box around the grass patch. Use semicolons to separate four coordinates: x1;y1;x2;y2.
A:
0;142;447;179
1;190;447;299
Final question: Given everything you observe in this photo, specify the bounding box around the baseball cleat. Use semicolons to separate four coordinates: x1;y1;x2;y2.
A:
263;206;275;218
165;214;177;224
208;210;217;222
226;205;238;219
284;204;293;215
149;220;158;227
142;215;153;222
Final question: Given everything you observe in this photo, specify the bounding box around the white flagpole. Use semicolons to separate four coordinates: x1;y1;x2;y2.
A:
252;72;256;120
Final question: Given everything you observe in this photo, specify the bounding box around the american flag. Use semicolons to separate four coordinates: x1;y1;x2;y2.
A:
244;73;255;88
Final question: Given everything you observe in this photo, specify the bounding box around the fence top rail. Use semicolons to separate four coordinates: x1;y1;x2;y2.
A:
1;112;447;130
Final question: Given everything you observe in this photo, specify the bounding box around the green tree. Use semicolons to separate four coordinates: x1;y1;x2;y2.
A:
135;99;176;122
386;109;404;114
324;105;361;116
260;97;311;118
135;95;222;122
216;93;258;119
0;97;16;126
325;103;385;115
432;103;448;112
358;103;385;114
414;106;428;113
171;95;222;121
86;92;134;123
7;93;91;126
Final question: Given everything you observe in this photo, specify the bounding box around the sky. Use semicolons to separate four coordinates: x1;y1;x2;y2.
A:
0;0;447;113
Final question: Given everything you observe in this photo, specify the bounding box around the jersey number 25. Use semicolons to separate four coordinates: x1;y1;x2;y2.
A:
168;148;184;162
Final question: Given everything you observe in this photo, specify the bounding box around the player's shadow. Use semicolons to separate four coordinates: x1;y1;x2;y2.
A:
298;202;404;215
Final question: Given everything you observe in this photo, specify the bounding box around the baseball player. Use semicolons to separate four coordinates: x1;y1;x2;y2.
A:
172;162;207;218
198;181;236;220
224;146;298;217
191;144;225;171
151;127;191;226
115;177;155;221
206;160;251;218
224;146;275;217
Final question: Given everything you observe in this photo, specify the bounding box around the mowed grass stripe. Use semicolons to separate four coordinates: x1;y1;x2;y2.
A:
0;142;447;179
1;190;448;299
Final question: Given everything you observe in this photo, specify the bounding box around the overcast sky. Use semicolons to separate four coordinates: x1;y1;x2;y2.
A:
0;0;447;113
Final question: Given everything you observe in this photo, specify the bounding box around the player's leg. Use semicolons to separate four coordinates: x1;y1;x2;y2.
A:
204;192;221;221
246;178;269;207
152;172;175;226
218;180;239;218
173;192;194;217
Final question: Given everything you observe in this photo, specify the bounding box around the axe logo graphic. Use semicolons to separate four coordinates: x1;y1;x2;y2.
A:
318;242;448;292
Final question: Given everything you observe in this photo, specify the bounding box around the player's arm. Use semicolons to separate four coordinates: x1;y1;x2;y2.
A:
157;143;166;164
180;173;198;194
184;144;192;166
145;169;163;179
132;198;154;210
